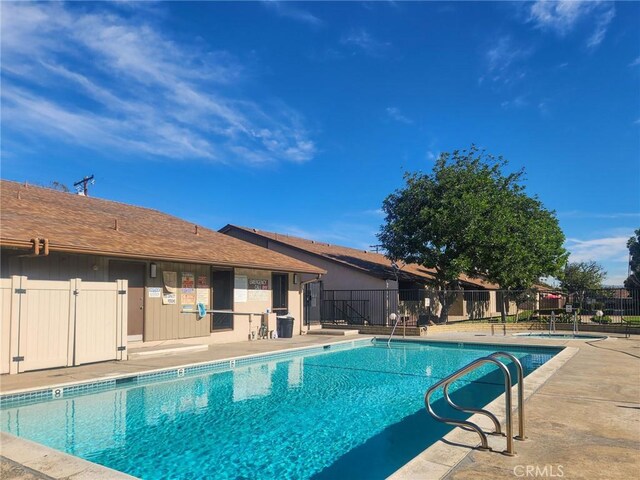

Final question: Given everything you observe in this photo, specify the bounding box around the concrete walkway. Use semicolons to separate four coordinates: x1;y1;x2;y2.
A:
436;334;640;480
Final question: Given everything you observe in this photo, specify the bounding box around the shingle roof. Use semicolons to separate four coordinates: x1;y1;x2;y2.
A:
1;180;324;274
221;225;498;289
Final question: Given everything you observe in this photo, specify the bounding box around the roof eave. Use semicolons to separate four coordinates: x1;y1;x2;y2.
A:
0;239;325;275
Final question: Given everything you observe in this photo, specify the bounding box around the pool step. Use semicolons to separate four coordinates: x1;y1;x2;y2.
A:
128;343;209;359
307;328;360;336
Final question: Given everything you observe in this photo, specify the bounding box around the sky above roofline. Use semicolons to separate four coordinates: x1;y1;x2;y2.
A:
1;1;638;286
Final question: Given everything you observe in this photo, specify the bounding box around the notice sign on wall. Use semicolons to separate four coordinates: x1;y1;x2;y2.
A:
163;293;176;305
197;288;210;308
248;278;270;301
163;271;177;292
182;273;195;289
234;275;248;303
148;287;162;298
249;279;269;290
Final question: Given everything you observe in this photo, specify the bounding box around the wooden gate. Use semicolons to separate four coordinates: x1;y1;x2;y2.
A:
0;276;128;374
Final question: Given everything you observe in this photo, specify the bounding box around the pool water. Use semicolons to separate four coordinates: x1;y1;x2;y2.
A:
1;340;558;479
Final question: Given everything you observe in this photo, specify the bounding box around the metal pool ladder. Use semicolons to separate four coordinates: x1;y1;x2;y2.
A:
424;352;525;456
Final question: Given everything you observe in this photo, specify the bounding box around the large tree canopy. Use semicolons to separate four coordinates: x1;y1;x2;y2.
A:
624;228;640;289
378;146;567;321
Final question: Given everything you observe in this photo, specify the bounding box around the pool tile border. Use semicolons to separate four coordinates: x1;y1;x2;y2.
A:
0;338;372;408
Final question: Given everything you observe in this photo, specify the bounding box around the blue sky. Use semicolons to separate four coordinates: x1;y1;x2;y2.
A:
1;1;639;285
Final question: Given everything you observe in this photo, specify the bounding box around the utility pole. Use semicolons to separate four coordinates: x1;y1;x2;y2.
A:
73;175;95;196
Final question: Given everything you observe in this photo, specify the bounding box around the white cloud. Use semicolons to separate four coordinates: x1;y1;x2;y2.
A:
481;36;531;86
559;211;640;220
0;2;315;165
385;107;412;125
262;1;323;27
341;28;390;57
565;236;629;264
629;56;640;67
528;1;615;48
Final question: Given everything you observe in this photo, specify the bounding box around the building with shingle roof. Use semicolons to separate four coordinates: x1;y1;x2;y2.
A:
220;224;503;324
1;180;324;345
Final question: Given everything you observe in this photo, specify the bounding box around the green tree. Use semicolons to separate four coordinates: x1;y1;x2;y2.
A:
378;146;567;322
478;188;567;320
559;261;607;309
624;229;640;290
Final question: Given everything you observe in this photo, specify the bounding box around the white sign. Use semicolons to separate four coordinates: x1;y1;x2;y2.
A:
234;275;248;303
565;304;573;313
162;293;176;305
424;298;431;307
148;287;162;298
197;288;210;307
248;289;270;302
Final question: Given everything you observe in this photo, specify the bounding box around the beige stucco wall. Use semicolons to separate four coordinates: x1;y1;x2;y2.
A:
206;268;302;345
222;231;395;290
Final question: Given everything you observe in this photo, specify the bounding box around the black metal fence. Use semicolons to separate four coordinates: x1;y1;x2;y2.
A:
319;288;640;327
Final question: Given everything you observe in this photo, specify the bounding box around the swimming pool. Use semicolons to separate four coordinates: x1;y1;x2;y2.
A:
513;333;606;340
1;339;560;479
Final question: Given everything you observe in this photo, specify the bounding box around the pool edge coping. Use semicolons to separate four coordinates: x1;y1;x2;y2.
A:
1;431;137;479
387;345;580;480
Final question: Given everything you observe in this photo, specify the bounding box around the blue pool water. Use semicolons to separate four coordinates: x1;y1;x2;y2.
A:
1;340;559;479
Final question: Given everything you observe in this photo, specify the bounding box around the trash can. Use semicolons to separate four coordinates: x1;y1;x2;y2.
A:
277;315;295;338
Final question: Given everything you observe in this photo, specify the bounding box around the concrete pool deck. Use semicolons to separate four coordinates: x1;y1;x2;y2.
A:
1;331;639;479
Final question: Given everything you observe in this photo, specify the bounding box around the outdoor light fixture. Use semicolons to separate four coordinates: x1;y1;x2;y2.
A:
150;263;157;278
293;274;299;284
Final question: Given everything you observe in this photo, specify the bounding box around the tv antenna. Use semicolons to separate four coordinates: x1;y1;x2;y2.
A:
74;175;95;196
369;244;384;253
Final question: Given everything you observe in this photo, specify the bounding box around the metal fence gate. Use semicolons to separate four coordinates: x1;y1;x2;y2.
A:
319;287;640;327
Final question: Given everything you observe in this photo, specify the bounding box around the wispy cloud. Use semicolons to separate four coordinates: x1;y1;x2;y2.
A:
559;211;640;220
480;35;530;86
501;95;529;110
528;1;615;49
629;56;640;67
262;1;322;27
385;107;412;125
341;28;390;57
566;235;628;263
0;2;315;165
267;222;379;251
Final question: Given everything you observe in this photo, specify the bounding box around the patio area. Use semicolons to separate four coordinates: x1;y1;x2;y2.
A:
1;331;638;480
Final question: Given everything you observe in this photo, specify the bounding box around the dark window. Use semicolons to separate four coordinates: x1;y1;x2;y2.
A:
212;269;233;331
272;273;289;315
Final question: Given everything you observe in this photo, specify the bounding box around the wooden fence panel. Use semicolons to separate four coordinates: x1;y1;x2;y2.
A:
1;278;12;374
18;279;72;373
75;280;119;365
2;276;127;374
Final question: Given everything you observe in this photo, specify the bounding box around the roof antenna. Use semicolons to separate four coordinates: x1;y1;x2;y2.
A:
369;244;383;253
73;175;95;196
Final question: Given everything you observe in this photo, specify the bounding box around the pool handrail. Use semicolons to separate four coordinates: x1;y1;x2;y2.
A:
488;352;525;440
424;354;520;456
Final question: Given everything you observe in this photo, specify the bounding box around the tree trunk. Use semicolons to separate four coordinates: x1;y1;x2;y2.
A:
500;295;509;323
437;290;450;324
